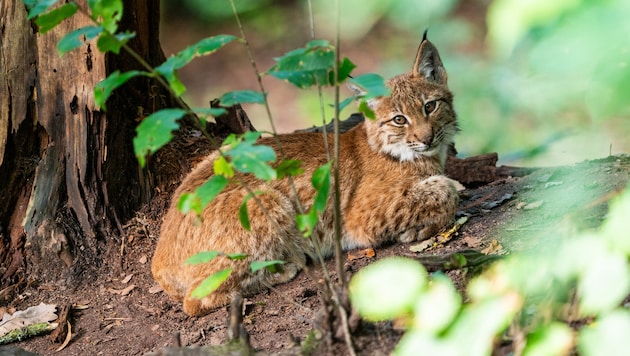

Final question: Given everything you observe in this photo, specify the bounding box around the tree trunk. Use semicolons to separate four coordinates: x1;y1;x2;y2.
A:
0;0;176;287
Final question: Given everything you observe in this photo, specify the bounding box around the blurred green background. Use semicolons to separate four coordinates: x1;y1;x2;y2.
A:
159;0;630;166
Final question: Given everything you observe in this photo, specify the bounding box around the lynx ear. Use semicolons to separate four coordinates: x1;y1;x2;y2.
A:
412;30;448;85
346;81;381;110
347;81;366;97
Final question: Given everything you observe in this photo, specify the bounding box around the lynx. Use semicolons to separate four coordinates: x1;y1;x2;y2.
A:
152;33;459;316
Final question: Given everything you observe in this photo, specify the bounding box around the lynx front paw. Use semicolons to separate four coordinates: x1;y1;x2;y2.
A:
399;223;442;243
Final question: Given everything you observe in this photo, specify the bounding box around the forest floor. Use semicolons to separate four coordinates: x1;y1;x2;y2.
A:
6;153;630;356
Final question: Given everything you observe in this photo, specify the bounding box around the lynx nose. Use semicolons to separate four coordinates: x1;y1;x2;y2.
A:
414;133;433;146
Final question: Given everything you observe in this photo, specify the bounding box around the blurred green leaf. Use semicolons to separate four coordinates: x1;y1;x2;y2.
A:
192;107;227;118
296;210;318;238
196;175;229;208
190;268;232;299
251;260;285;274
185;251;221;265
350;74;390;99
578;309;630;355
358;100;375;120
213;156;234;178
133;108;186;167
578;249;630;316
350;257;427;321
218;90;266;106
413;273;461;333
276;159;303;179
24;0;58;20
226;253;247;260
94;70;148;110
34;2;77;33
57;26;103;56
96;31;136;54
523;323;573;356
178;192;200;215
88;0;123;33
239;195;252;231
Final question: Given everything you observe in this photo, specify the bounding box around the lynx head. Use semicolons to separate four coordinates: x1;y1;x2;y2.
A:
351;31;458;166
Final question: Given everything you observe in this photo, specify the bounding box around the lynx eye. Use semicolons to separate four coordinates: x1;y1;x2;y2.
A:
424;100;438;115
391;115;408;126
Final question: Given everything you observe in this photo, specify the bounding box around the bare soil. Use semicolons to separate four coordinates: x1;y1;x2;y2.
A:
6;154;630;356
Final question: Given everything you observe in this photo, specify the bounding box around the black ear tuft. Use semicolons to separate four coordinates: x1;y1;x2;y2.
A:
412;31;448;85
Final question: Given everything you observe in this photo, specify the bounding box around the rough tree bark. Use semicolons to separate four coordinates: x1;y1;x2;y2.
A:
0;0;180;289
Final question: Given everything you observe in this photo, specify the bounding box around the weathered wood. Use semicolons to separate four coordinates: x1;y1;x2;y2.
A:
0;1;173;286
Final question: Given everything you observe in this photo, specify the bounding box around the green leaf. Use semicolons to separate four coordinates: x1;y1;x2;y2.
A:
24;0;58;20
268;40;336;88
94;70;148;110
185;251;221;265
251;260;286;274
192;107;227;118
412;273;461;333
523;323;573;356
329;57;356;85
225;140;277;181
213;156;234;178
190;268;232;299
218;90;266;106
358;100;376;120
578;309;630;355
178;192;201;215
133;108;186;167
226;253;248;260
338;96;356;112
276;159;303;179
239;196;252;231
96;30;136;54
155;35;237;96
196;175;229;207
34;2;77;33
57;26;103;56
578;249;630;316
350;73;390;99
349;257;427;321
311;162;331;212
88;0;123;33
297;209;318;238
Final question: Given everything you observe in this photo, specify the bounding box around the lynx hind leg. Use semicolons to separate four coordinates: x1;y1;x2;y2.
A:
183;276;235;316
403;175;459;242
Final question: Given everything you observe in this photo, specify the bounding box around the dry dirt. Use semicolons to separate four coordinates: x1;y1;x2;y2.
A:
5;154;630;356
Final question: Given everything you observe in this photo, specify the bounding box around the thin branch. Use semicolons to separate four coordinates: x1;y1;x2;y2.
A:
228;0;307;217
332;0;346;288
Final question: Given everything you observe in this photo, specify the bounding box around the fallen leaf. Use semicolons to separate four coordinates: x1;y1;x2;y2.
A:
409;238;436;253
463;235;482;249
121;274;133;284
437;216;468;243
0;303;58;337
347;248;375;261
481;239;505;255
107;285;135;296
149;285;163;294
